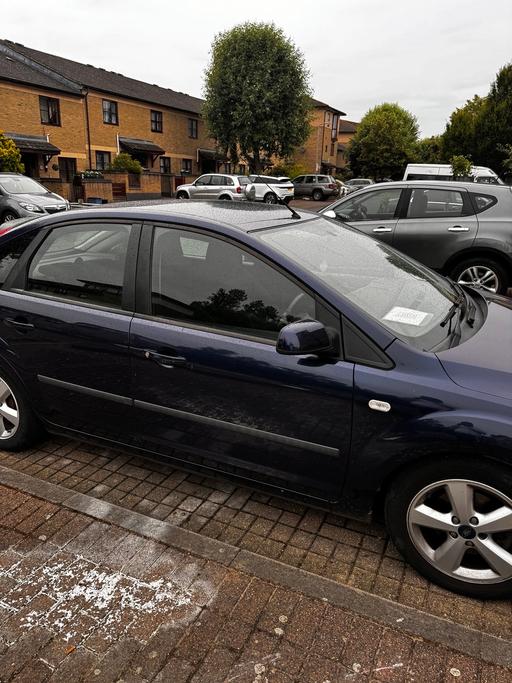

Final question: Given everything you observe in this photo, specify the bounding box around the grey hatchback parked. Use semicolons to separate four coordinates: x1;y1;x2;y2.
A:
0;174;69;223
321;180;512;294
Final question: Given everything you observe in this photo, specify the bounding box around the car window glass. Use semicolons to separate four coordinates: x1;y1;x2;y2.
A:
335;188;401;222
0;230;40;285
471;193;497;213
305;176;315;184
195;175;210;186
224;177;234;186
210;175;223;186
407;189;464;218
151;227;316;340
294;176;305;184
238;177;250;185
318;176;329;183
26;223;132;309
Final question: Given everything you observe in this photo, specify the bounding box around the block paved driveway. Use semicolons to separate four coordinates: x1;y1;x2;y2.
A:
1;438;511;645
0;484;509;682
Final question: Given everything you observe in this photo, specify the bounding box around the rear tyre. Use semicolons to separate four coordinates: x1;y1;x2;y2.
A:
263;193;278;205
176;191;188;200
218;195;231;201
0;369;43;450
1;211;18;224
449;257;508;295
385;458;512;599
312;189;324;201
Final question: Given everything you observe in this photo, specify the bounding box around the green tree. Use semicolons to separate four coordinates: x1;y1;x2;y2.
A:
450;154;473;179
442;95;484;161
348;103;419;180
203;22;312;173
416;135;444;163
107;152;142;174
0;132;24;173
474;63;512;176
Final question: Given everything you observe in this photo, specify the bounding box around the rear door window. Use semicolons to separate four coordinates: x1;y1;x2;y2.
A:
26;223;133;309
406;189;466;218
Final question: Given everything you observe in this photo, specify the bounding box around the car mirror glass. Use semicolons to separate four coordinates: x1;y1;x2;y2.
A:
323;210;336;219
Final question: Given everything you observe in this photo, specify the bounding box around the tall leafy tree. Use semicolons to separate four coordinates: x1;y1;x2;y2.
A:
474;63;512;176
442;95;485;162
348;103;419;180
0;132;24;173
203;22;312;173
416;135;444;163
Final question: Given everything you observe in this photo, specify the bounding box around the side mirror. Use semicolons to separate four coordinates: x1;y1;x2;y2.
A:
323;209;336;219
276;320;338;356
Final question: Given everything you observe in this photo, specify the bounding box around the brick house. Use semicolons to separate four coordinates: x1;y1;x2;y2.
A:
336;119;359;173
289;99;346;175
0;39;220;201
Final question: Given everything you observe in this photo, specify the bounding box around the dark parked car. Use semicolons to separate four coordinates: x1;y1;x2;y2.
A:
322;180;512;294
0;173;69;223
292;174;338;201
0;203;511;598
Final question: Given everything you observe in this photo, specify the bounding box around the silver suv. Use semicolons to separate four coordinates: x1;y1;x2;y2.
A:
321;180;512;294
175;174;249;201
292;174;338;201
0;174;69;223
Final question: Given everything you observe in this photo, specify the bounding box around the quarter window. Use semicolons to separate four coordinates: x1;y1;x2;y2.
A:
27;223;132;309
0;231;40;286
406;189;465;219
39;97;60;126
103;100;119;125
471;193;497;214
335;188;401;222
151;110;163;133
151;228;316;339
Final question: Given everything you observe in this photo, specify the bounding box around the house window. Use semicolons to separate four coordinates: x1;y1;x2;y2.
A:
103;100;118;125
39;97;60;126
181;159;192;174
151;110;163;133
95;151;111;170
160;156;171;174
188;118;198;139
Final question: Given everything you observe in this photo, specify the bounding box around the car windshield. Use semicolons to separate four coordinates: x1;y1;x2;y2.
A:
258;218;459;351
0;176;49;195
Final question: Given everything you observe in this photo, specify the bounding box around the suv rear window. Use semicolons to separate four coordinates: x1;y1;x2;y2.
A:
318;176;330;183
470;193;498;214
238;177;250;185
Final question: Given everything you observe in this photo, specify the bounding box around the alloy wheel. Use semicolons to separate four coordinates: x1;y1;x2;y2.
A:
2;213;17;224
457;266;499;293
0;378;19;439
407;479;512;584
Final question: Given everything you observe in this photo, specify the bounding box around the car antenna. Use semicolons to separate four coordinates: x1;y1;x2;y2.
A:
260;178;301;219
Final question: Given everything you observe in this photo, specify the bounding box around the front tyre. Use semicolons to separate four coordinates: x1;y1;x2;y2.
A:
312;189;324;201
263;192;278;205
385;458;512;599
176;191;188;200
0;370;43;450
1;211;19;224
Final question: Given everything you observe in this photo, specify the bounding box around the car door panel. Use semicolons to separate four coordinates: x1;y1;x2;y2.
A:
393;187;478;270
130;319;353;501
334;187;403;245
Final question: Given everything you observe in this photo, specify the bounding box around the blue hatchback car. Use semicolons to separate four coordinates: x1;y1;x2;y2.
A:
0;202;510;598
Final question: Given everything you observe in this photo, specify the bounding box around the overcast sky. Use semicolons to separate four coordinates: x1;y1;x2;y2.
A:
3;0;511;137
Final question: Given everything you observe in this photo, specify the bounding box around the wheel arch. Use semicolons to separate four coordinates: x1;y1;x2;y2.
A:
442;247;512;278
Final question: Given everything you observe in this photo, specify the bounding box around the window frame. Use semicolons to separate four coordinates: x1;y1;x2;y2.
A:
135;222;342;352
95;151;111;171
102;99;119;125
5;219;141;315
150;109;163;133
399;187;473;219
181;159;192;174
188;118;198;139
336;187;405;222
39;96;61;126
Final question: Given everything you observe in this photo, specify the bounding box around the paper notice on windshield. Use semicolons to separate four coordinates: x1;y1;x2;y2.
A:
383;306;432;326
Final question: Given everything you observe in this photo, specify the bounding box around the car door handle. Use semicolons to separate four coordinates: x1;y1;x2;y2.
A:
448;226;470;232
373;227;392;233
4;318;34;330
144;350;188;368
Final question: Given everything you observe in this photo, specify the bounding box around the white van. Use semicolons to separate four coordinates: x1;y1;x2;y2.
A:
403;163;502;185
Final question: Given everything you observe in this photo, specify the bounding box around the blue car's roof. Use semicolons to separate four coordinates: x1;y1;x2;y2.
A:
19;201;317;234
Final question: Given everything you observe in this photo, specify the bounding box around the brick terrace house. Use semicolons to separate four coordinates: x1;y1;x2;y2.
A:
0;39;224;201
336;119;359;173
289;99;346;176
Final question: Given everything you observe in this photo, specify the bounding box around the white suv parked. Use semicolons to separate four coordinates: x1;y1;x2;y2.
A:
244;176;295;204
175;174;250;201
